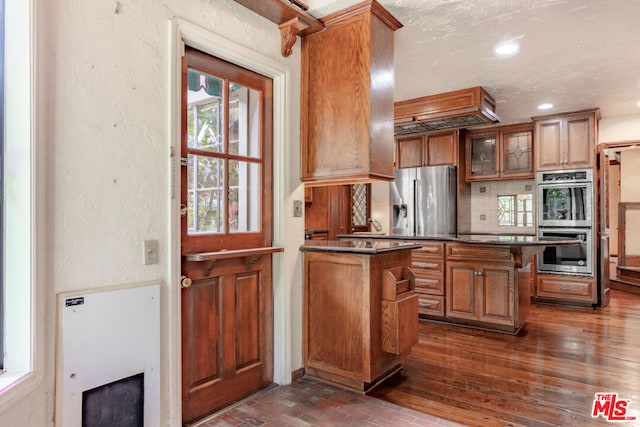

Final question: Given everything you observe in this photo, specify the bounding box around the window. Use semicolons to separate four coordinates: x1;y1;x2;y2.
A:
182;47;272;254
498;194;533;227
1;0;34;394
0;0;5;371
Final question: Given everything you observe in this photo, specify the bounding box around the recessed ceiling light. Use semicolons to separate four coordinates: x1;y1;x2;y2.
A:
538;103;554;110
637;100;640;107
494;42;519;56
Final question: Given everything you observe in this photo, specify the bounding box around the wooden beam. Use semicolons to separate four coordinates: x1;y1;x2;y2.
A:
232;0;324;56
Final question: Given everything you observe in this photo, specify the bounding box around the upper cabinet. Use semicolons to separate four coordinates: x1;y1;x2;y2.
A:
465;123;534;182
396;130;459;168
533;109;600;171
300;0;402;186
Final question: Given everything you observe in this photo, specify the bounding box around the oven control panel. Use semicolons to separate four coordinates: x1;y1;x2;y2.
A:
537;168;593;183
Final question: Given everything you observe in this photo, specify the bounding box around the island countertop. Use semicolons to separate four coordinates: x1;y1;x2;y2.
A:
300;239;422;254
336;233;581;247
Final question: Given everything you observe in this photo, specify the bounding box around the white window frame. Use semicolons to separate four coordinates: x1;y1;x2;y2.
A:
0;0;44;410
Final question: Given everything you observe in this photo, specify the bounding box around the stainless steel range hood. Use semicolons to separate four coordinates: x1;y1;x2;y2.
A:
394;86;499;135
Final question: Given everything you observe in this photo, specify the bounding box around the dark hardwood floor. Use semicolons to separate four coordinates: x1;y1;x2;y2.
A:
370;289;640;426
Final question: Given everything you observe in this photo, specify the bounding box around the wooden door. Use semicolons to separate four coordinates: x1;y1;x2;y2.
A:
396;135;424;168
446;261;477;320
535;119;563;170
426;131;457;166
565;114;593;168
181;47;274;424
501;128;534;179
477;264;513;325
599;146;611;307
466;132;500;181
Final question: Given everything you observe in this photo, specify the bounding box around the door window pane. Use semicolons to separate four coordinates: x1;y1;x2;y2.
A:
229;160;261;233
187;154;225;233
229;83;261;158
187;70;224;153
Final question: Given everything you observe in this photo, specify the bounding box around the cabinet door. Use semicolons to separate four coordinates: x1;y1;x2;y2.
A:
466;133;499;181
535;119;563;170
477;264;514;325
427;131;457;166
328;185;351;239
501;130;533;178
396;136;425;168
446;262;477;320
565;115;593;168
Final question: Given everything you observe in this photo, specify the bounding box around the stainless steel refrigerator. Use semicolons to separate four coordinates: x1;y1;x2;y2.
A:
389;165;457;236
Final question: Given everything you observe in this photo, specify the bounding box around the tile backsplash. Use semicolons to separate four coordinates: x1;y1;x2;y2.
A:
469;179;536;234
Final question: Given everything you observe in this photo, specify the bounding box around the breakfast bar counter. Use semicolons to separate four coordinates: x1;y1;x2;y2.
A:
336;234;580;334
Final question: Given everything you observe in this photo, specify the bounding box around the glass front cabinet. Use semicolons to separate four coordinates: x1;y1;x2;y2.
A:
465;123;534;182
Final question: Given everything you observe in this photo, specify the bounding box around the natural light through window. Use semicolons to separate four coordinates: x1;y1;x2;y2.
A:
498;194;533;227
186;70;261;235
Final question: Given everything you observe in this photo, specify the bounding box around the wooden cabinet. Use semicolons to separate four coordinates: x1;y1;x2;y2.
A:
444;243;530;333
302;248;417;391
534;273;596;306
300;1;402;185
407;241;446;317
396;130;458;168
533;109;600;171
304;185;351;239
446;261;514;326
465;123;533;181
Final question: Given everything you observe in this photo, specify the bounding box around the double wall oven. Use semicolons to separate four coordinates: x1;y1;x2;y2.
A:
537;169;594;275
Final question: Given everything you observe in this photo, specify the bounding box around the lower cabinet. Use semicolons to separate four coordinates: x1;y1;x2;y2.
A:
446;261;514;327
442;243;531;334
302;249;418;391
534;273;596;306
409;241;446;317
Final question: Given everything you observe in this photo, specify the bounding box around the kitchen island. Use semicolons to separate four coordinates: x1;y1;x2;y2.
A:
300;240;421;391
337;234;580;334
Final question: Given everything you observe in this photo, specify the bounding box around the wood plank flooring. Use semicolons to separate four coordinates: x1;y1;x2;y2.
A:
370;289;640;426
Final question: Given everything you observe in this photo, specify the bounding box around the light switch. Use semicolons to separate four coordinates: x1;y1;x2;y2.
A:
143;240;159;265
293;200;303;217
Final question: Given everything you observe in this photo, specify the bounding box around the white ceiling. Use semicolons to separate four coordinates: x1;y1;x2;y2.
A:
304;0;640;125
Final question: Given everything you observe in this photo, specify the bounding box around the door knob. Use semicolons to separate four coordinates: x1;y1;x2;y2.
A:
180;275;193;288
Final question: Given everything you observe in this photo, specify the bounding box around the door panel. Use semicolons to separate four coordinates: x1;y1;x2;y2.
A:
236;272;262;370
181;46;274;425
182;257;272;424
479;266;513;325
446;262;476;320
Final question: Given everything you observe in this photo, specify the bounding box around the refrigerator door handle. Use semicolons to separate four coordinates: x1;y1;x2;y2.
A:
414;179;421;235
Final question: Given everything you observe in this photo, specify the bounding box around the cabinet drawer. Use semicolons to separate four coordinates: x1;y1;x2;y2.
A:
415;275;444;295
412;242;444;258
537;276;595;302
411;258;444;274
418;295;445;317
446;243;511;261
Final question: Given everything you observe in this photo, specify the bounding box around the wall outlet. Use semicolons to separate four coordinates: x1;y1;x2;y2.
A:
143;239;159;265
293;200;303;217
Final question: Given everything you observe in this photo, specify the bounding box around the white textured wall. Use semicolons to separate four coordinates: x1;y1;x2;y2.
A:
599;116;640;261
0;0;304;425
599;114;640;143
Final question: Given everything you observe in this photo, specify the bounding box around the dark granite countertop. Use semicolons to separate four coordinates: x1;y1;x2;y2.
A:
300;240;422;254
336;233;581;247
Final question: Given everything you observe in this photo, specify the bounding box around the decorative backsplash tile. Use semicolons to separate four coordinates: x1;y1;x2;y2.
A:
469;179;536;234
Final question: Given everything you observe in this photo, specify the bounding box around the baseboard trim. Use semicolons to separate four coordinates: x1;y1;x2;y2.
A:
291;367;305;382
